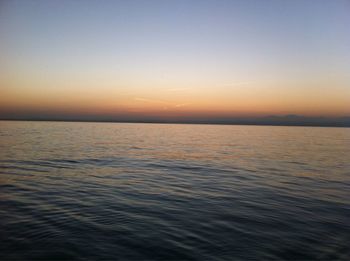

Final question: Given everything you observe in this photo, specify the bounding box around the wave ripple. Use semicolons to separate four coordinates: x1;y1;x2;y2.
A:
1;122;350;260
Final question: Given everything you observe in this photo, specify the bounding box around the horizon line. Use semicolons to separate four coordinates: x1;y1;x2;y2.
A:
1;118;349;128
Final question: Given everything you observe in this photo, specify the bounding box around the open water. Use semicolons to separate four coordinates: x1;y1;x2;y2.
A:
0;121;349;260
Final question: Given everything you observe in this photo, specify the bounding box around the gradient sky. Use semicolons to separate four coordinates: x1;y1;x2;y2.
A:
1;0;350;120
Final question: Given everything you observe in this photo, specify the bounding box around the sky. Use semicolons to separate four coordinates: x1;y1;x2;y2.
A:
1;0;350;123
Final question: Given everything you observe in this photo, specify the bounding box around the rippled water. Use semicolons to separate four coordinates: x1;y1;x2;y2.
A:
0;121;349;260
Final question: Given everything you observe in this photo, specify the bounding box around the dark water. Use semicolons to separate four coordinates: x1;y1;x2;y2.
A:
1;121;349;260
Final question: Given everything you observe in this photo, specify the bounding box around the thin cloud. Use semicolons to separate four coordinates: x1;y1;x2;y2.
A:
175;103;191;108
134;97;169;105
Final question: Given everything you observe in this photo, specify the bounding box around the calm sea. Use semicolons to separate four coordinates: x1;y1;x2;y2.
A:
0;121;349;260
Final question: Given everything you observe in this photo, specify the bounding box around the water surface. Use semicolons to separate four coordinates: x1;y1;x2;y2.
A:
0;121;349;260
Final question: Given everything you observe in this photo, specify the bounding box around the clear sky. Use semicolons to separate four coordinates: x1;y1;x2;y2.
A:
1;0;349;121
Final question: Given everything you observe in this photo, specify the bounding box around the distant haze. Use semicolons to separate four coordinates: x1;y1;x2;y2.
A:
1;0;349;126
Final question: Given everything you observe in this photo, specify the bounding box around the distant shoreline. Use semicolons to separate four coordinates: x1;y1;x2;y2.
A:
1;118;349;128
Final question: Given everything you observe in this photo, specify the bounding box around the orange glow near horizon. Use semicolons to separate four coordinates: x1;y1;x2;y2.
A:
2;75;350;118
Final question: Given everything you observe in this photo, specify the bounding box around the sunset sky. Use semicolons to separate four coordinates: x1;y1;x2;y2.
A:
1;0;349;122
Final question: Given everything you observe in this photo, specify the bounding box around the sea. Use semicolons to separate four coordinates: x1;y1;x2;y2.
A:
0;121;349;260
